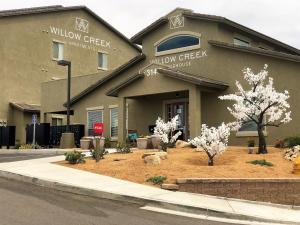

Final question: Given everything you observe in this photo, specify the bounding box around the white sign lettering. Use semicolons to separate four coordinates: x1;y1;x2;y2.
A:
150;50;207;69
50;26;111;48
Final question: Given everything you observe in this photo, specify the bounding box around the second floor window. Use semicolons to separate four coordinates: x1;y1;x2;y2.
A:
156;35;200;55
53;41;64;60
98;52;108;70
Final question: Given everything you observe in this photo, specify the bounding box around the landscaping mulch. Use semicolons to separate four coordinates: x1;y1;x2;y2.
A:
56;147;299;186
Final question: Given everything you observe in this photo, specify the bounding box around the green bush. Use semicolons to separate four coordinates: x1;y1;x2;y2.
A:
146;176;167;185
64;151;85;164
104;137;111;148
284;136;300;148
247;159;273;167
116;142;131;153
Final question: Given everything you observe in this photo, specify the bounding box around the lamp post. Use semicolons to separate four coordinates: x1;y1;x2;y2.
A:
57;60;71;131
57;59;74;148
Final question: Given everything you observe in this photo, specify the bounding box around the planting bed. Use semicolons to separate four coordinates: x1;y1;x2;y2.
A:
57;147;299;186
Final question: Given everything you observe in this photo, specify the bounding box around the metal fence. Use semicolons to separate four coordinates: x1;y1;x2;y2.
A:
0;126;16;148
26;123;85;147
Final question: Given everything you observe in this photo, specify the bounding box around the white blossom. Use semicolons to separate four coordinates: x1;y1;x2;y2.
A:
189;123;231;165
219;64;292;128
154;115;182;144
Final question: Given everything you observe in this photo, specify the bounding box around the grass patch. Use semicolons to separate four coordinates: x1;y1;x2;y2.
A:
247;159;273;167
146;176;167;185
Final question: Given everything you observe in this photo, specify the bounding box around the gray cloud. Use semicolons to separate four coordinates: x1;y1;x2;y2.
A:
1;0;299;49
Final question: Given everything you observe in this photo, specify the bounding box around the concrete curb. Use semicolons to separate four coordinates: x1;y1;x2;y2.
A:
0;170;296;225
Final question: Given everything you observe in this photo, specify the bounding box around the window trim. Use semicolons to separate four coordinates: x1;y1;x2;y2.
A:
97;51;108;71
109;107;118;140
154;31;201;57
86;108;104;136
52;40;64;61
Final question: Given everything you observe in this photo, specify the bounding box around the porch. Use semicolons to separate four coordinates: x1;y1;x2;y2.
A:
106;67;229;142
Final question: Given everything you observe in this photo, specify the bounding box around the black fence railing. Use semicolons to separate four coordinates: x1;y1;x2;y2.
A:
0;126;16;148
26;124;85;147
50;125;85;147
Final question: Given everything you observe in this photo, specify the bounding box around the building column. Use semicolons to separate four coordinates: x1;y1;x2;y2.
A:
118;97;127;143
189;85;201;138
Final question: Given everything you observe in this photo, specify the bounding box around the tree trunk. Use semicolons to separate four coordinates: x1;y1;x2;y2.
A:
257;125;267;154
208;157;214;166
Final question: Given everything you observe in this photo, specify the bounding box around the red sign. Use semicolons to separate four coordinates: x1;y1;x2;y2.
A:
93;122;104;134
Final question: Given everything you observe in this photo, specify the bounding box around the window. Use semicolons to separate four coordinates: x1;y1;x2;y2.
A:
52;117;63;126
87;110;103;136
110;108;118;138
233;37;250;47
98;52;108;70
239;120;257;132
52;41;64;60
156;35;200;54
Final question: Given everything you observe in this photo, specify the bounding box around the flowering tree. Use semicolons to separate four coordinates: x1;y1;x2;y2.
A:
154;115;182;151
219;65;291;154
189;123;231;166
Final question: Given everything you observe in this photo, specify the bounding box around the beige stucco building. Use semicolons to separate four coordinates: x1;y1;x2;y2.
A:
0;5;140;143
47;7;300;146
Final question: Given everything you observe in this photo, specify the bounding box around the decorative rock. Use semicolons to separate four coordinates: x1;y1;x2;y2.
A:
161;184;179;191
142;152;167;160
144;155;161;165
175;140;192;148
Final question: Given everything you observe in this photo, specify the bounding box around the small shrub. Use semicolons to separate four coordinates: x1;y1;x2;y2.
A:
104;137;111;148
64;151;85;164
116;142;131;153
247;159;273;167
284;136;300;148
146;176;167;185
274;139;285;148
247;140;255;147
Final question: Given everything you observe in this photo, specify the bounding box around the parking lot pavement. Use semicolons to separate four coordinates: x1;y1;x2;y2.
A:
0;177;230;225
0;152;63;163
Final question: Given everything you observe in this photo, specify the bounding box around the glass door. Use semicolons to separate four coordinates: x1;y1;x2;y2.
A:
166;102;188;140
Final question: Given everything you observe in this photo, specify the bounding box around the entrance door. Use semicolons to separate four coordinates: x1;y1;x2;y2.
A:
166;102;188;140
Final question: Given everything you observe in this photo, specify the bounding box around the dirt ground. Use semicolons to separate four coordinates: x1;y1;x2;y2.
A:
57;147;299;186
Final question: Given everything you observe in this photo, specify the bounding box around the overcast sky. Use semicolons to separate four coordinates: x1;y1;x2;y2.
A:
1;0;300;49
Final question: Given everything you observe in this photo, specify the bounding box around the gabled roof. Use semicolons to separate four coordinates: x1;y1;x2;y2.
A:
0;5;141;52
131;9;300;55
209;40;300;63
10;102;40;113
68;53;146;106
106;68;228;97
157;68;229;90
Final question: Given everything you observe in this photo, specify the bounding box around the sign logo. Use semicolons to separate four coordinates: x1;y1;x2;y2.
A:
170;14;184;29
93;122;104;134
75;17;89;33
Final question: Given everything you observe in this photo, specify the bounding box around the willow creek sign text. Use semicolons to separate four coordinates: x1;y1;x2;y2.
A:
49;26;111;49
150;50;207;68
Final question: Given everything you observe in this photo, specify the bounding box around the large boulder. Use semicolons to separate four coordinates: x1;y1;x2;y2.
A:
175;140;192;148
144;155;161;165
142;152;167;160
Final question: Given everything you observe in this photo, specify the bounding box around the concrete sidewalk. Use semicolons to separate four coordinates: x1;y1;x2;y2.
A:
0;155;299;224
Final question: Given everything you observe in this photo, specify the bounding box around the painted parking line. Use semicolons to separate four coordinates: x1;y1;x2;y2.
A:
140;206;284;225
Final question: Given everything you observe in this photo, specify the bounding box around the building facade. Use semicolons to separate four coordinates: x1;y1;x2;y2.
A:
56;8;300;146
0;5;140;143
